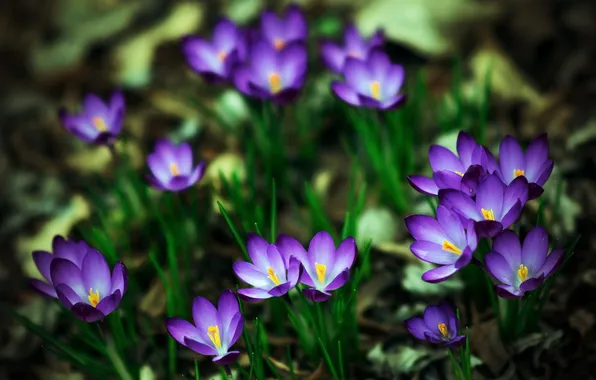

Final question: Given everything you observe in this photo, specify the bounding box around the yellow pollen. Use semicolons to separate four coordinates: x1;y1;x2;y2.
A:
217;51;227;62
438;323;449;338
88;288;100;307
267;267;281;286
169;163;180;176
513;169;525;178
517;264;529;282
370;81;381;100
207;325;222;348
481;208;495;221
442;240;461;255
315;263;327;284
269;72;282;94
273;39;285;50
455;171;464;177
92;116;107;132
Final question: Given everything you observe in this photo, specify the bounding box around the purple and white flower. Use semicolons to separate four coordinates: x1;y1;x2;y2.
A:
146;139;206;192
405;302;465;348
320;24;384;74
259;4;307;51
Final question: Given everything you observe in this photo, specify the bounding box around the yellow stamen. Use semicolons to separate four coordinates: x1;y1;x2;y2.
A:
92;116;107;132
267;267;281;286
481;208;495;221
370;81;381;100
438;323;449;338
513;169;525;178
268;72;282;94
207;325;222;348
169;163;180;176
273;39;285;50
442;240;461;255
217;51;227;62
455;171;464;177
88;288;100;307
517;264;529;282
315;263;326;284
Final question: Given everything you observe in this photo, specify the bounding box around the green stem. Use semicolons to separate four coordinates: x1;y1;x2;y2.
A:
101;326;134;380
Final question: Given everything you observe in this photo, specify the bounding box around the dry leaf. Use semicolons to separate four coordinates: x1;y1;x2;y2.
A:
469;319;511;375
138;278;167;317
307;362;328;380
357;273;393;315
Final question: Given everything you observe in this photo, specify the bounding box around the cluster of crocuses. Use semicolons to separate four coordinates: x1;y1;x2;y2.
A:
404;131;562;347
181;4;405;109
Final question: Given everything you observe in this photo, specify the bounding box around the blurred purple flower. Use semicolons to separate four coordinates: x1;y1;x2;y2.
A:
321;24;384;74
440;174;529;238
484;228;564;298
496;134;553;200
165;290;243;366
233;234;301;301
408;131;498;197
405;206;477;283
40;237;127;323
146;139;206;192
276;231;356;302
233;40;307;103
331;50;406;110
405;302;465;348
260;4;307;51
58;91;125;145
182;18;247;83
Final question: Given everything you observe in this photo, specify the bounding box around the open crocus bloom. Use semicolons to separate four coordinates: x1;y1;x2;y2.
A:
182;18;247;83
259;4;307;51
320;24;384;74
484;228;564;298
49;245;127;323
165;290;244;366
276;231;356;302
405;302;465;348
146;139;206;192
497;134;554;200
440;174;529;238
408;131;498;197
58;91;125;145
331;49;405;110
233;233;301;301
233;40;307;103
405;206;477;283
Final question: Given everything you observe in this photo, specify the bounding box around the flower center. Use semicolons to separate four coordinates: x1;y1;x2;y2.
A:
267;267;281;286
269;72;282;94
455;171;464;177
207;325;222;348
481;208;495;221
347;50;361;59
169;163;180;176
315;263;326;284
88;288;100;307
513;169;525;178
273;38;285;50
442;240;461;255
438;323;449;338
517;264;529;282
92;116;107;132
370;81;381;100
217;50;227;62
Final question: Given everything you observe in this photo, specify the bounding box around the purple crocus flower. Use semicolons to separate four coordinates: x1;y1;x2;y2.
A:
404;302;465;348
484;227;564;298
321;24;384;74
233;40;307;103
408;131;498;197
276;231;356;302
43;239;127;323
182;18;247;83
233;233;301;301
405;206;477;283
497;134;553;200
440;174;529;238
260;4;307;51
146;139;206;192
58;91;125;145
331;49;406;110
165;290;243;366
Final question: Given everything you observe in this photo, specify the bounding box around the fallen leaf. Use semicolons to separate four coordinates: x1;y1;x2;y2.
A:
266;355;310;377
357;273;394;315
402;262;464;296
367;343;444;376
469;319;511;375
375;241;416;262
307;362;329;380
569;309;595;338
138;278;167;318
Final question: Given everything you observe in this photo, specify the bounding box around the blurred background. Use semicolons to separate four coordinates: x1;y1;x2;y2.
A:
1;0;596;379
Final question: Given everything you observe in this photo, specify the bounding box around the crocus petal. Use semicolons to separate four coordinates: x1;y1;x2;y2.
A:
110;262;128;295
233;261;269;288
540;248;564;277
379;93;406;110
32;250;53;282
31;279;58;298
474;220;503;239
520;276;544;292
81;249;112;300
56;283;83;308
495;284;524;298
266;244;286;281
192;296;218;333
213;18;239;52
50;259;85;298
95;290;122;316
524;134;549;180
331;81;361;106
320;41;345;73
454;247;473;269
213;351;240;366
407;175;439;196
276;234;308;265
436;205;466;247
484;252;515;285
267;282;292;297
246;233;270;270
147;153;173;184
446;335;466;348
165;317;202;346
382;65;405;98
286;256;301;287
456;131;477;167
83;93;108;117
53;237;88;268
184;337;219;356
433;170;462;190
528;183;545;200
218;290;240;331
237;288;272;302
534;160;554;187
303;288;331;302
405;215;445;245
187;161;206;186
285;5;307;41
368;49;391;79
299;265;317;287
324;268;350;291
329;237;356;278
410;241;459;265
233;66;254;96
225;312;244;348
280;43;307;86
476;175;504;219
70;303;106;323
423;305;448;336
404;317;429;340
175;142;193;174
343;58;371;94
429;145;464;173
521;226;548;274
439;190;483;221
145;173;167;190
308;231;336;269
499;136;525;184
499;200;522;230
503;176;529;211
421;264;458;283
492;230;522;270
